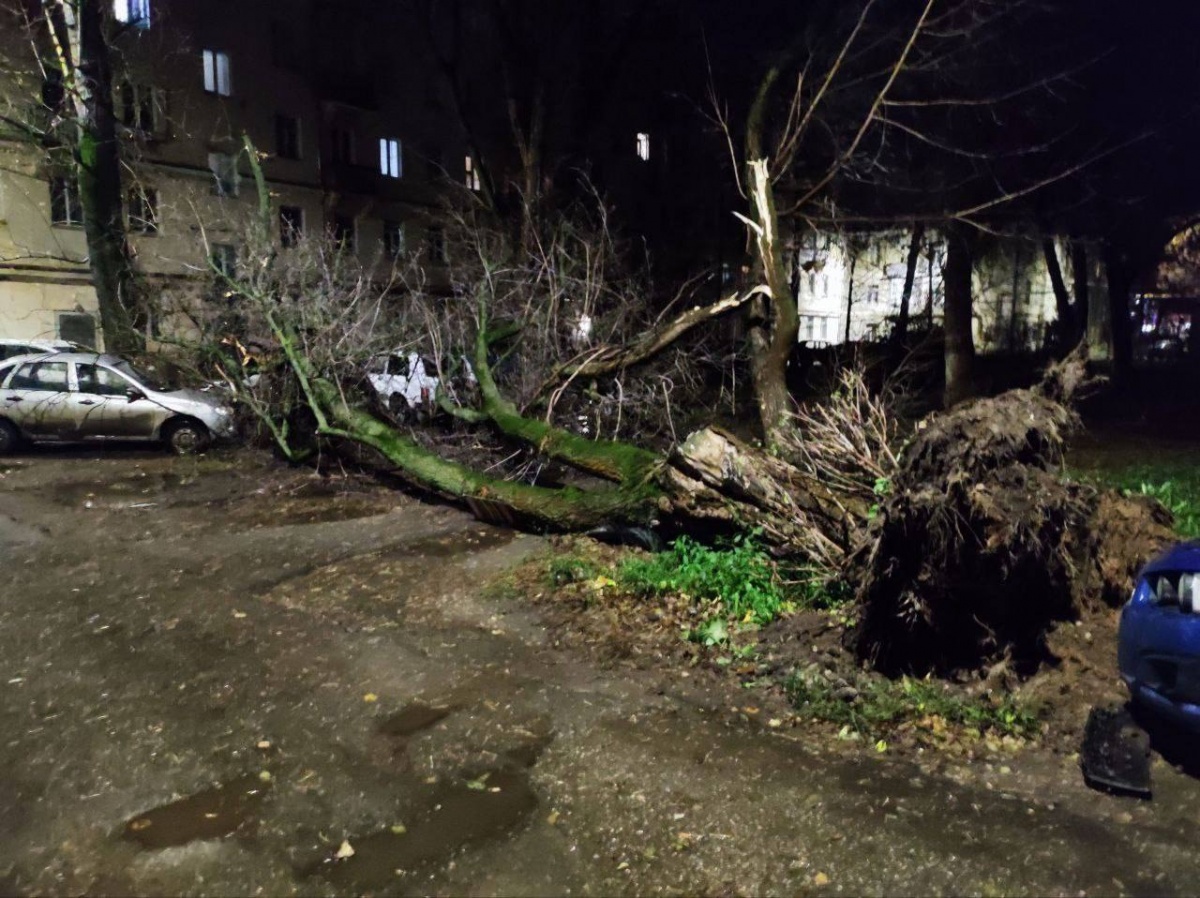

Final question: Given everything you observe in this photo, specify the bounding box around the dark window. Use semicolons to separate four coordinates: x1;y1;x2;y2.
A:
270;21;296;68
119;81;156;132
128;187;159;233
211;243;237;277
76;364;130;397
50;177;83;226
59;313;96;348
427;227;446;264
382;220;405;258
208;153;238;196
42;68;64;114
10;361;70;392
332;216;355;252
330;128;355;164
275;114;301;159
280;205;303;247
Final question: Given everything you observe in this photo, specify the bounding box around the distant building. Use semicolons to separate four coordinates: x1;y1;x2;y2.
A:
0;0;468;348
792;227;1095;353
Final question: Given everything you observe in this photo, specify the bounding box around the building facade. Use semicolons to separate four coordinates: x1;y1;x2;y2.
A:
0;0;470;348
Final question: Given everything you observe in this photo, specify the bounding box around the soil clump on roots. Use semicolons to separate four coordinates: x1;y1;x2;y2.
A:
851;354;1175;675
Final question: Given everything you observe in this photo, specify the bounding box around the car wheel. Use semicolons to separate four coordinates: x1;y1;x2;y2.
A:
0;419;19;454
164;419;210;455
388;393;412;421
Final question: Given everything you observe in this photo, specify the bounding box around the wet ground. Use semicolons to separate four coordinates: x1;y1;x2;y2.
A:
1;444;1199;896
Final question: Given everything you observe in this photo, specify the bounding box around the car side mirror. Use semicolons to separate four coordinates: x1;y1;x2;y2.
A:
126;388;145;403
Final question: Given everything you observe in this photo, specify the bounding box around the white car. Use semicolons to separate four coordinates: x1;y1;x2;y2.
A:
367;352;440;414
0;339;79;363
0;351;237;454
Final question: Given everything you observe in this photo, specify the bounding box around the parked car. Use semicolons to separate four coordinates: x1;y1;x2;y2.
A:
0;351;237;454
1118;542;1200;731
0;338;79;362
366;351;476;416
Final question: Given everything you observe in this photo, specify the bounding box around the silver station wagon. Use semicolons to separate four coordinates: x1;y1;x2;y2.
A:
0;352;237;454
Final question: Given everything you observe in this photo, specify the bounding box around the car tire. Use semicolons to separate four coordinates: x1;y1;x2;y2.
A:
388;393;412;421
163;418;210;455
0;419;19;455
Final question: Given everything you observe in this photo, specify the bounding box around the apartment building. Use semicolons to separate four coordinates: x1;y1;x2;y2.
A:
0;0;471;348
792;228;1097;353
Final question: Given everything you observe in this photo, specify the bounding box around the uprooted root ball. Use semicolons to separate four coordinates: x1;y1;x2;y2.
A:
851;361;1174;675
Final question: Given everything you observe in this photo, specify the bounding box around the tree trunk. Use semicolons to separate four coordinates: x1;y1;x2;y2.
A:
843;252;857;343
1042;236;1073;349
894;223;924;344
744;159;798;448
1102;242;1134;383
1071;240;1090;347
61;0;144;354
943;226;976;407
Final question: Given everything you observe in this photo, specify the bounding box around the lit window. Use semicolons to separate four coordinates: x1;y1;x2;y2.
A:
379;138;401;178
275;114;301;160
202;50;232;96
114;0;150;28
279;205;303;247
208;152;238;197
636;132;650;161
128;187;159;233
465;155;481;191
383;221;405;258
50;177;83;227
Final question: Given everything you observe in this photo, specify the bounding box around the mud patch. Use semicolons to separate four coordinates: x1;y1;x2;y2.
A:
122;775;270;849
48;473;187;508
306;769;538;891
379;703;454;738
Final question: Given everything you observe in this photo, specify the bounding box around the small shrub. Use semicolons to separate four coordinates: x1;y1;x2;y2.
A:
547;554;600;586
618;533;786;625
785;670;1040;740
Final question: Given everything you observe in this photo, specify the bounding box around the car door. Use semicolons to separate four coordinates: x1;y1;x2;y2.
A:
73;362;160;438
0;360;74;436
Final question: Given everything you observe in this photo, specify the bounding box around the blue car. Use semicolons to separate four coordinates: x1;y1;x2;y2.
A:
1119;542;1200;731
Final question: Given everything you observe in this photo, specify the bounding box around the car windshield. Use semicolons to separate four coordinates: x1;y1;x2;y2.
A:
110;359;171;392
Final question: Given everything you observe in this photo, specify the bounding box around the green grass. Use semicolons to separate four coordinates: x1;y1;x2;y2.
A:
785;671;1041;740
546;554;601;586
1073;461;1200;540
618;534;787;625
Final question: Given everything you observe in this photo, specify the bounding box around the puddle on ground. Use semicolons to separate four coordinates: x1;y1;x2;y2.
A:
48;473;186;508
122;775;270;849
306;769;538;891
399;528;515;559
379;703;454;738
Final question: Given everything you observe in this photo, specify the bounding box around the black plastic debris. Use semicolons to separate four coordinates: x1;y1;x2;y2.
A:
1081;704;1152;799
586;524;663;553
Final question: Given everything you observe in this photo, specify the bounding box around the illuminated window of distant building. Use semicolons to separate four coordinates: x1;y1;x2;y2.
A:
636;132;650;161
379;138;401;178
465;155;481;191
114;0;150;28
202;49;232;96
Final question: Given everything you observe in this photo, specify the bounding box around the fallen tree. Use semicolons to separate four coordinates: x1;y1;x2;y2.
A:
850;350;1176;674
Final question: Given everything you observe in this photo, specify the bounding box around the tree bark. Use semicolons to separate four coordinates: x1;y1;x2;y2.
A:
51;0;144;354
1042;236;1073;348
894;223;924;344
943;226;976;407
843;251;857;343
1071;240;1090;340
1102;242;1133;383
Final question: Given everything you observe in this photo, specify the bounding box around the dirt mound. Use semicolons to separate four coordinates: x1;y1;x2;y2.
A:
851;357;1175;675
